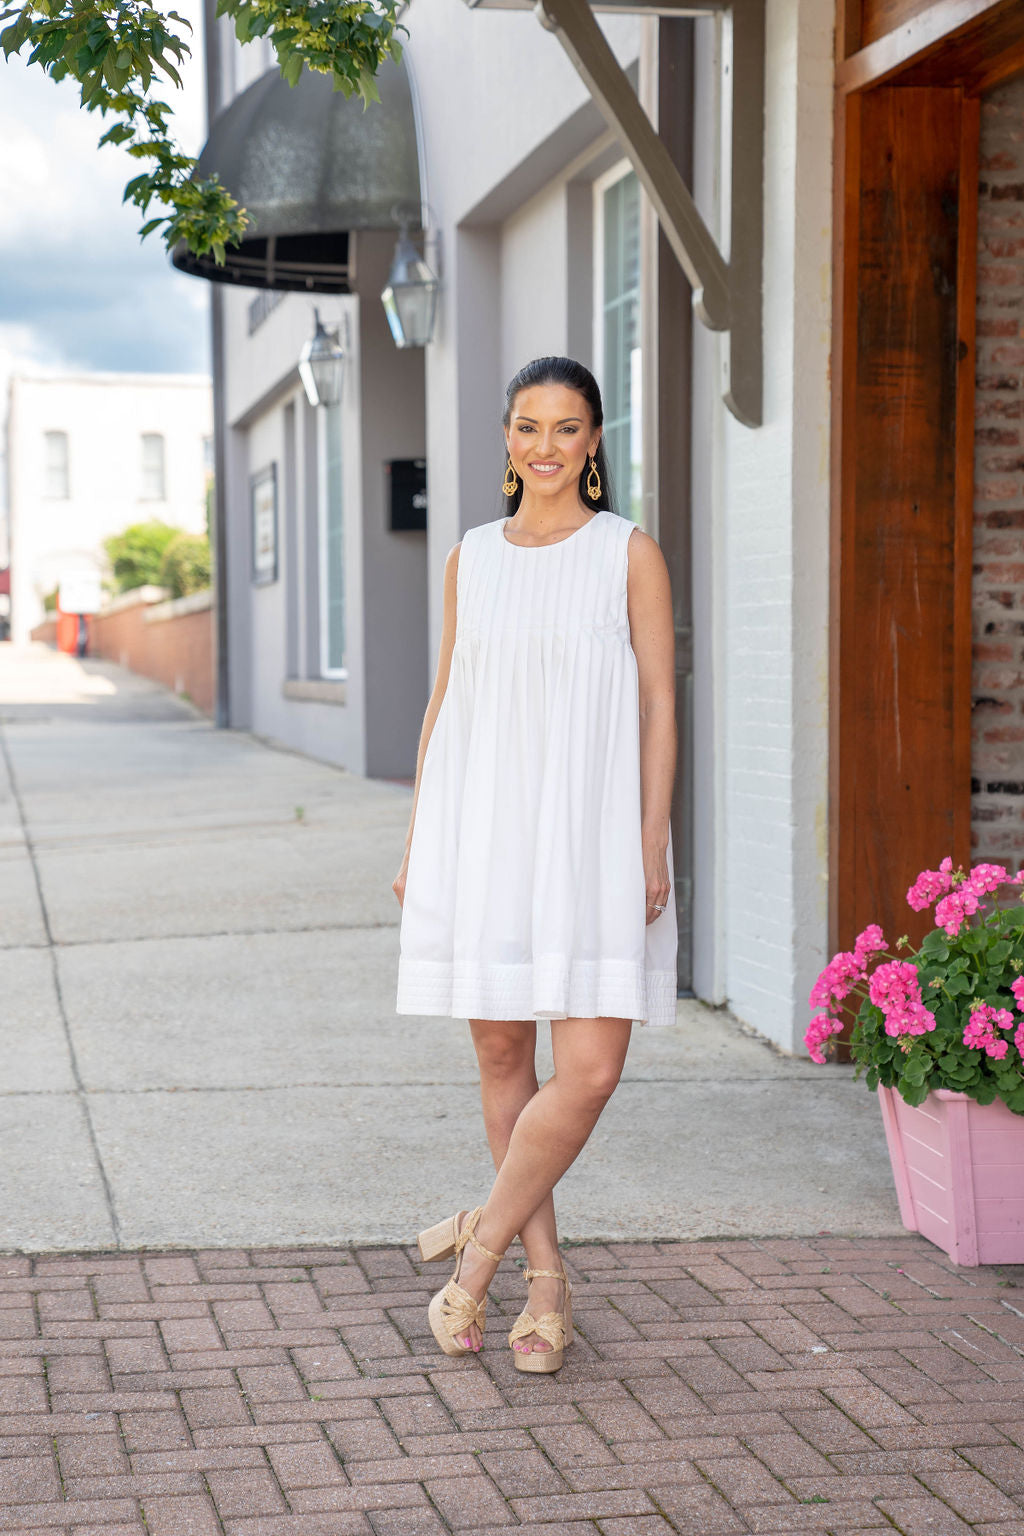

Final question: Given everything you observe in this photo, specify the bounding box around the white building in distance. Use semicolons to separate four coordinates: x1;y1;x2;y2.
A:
5;372;213;642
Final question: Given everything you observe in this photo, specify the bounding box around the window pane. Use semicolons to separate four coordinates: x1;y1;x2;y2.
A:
601;171;642;523
323;402;345;673
141;433;166;500
43;431;69;499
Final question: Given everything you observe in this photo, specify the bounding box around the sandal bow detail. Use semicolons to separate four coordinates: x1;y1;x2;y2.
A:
417;1206;504;1357
509;1265;573;1373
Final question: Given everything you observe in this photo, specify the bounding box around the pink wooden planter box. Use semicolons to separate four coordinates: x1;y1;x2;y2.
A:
878;1086;1024;1266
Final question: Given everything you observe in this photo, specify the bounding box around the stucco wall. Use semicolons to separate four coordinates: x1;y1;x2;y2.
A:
218;234;427;776
407;0;643;668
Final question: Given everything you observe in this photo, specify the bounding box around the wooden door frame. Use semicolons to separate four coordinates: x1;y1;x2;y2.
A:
828;0;1024;963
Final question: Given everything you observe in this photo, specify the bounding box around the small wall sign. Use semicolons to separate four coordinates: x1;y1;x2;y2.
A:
386;458;427;532
251;464;278;585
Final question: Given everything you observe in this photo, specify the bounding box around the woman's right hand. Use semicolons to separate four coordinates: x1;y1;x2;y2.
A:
392;852;409;907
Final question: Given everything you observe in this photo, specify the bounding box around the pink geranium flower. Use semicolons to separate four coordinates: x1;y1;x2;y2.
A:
804;1011;844;1065
906;857;954;912
963;1003;1013;1061
853;924;887;965
968;863;1009;896
868;960;919;1009
934;886;980;938
809;951;864;1010
867;960;935;1040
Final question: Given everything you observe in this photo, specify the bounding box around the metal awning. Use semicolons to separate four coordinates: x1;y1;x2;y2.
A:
172;58;421;293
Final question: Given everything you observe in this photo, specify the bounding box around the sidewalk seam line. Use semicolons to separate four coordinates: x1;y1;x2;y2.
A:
0;721;123;1249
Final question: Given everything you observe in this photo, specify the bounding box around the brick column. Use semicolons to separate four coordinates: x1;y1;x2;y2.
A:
972;73;1024;864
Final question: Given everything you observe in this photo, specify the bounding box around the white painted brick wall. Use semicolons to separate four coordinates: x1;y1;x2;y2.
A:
719;0;833;1053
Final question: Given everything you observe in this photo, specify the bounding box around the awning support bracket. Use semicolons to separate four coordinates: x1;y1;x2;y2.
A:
467;0;764;427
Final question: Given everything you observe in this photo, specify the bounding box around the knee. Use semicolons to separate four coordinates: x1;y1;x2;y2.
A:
570;1061;624;1112
472;1024;535;1082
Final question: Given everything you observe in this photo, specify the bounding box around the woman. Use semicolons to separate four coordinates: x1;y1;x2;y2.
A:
393;355;677;1373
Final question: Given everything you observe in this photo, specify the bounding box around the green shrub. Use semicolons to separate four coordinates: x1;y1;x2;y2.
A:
159;532;211;599
42;586;59;612
103;520;179;592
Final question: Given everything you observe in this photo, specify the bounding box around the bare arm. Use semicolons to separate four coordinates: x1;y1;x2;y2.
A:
626;527;677;921
393;540;461;904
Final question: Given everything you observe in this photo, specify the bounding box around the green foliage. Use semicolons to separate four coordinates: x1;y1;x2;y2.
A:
158;529;210;597
42;585;59;612
846;886;1024;1116
0;0;405;261
103;518;179;591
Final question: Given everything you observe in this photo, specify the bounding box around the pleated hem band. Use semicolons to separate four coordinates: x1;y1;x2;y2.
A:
396;956;678;1028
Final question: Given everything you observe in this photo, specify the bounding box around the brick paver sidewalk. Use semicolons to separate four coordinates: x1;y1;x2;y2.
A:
1;1236;1023;1535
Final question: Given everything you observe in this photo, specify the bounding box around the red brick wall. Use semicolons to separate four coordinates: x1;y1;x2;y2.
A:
31;593;214;716
92;600;214;716
972;72;1024;864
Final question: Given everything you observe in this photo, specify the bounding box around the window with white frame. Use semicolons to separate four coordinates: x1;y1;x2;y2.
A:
318;401;346;676
594;164;642;524
43;430;69;499
140;432;166;500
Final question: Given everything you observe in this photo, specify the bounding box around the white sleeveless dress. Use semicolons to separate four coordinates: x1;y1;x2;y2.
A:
395;508;678;1027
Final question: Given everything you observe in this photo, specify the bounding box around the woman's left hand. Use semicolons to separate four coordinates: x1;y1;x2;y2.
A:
643;835;671;926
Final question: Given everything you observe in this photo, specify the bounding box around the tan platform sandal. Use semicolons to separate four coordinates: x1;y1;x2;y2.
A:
508;1265;573;1374
416;1206;504;1357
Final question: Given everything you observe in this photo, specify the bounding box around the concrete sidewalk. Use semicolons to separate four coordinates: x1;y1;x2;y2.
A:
0;643;903;1253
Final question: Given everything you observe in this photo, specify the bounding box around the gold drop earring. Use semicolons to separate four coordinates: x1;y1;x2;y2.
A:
502;456;519;497
586;455;601;502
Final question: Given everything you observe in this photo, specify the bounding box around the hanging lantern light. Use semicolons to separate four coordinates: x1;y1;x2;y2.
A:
381;224;439;349
298;310;345;407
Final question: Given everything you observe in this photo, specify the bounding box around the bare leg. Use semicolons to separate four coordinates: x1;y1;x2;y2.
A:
456;1016;632;1352
468;1021;562;1353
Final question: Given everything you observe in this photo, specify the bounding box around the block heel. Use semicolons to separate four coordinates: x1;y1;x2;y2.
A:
420;1206;505;1357
417;1212;463;1263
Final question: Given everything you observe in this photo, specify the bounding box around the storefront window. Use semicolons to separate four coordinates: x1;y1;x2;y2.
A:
319;401;346;675
597;167;642;523
43;430;69;500
140;433;166;501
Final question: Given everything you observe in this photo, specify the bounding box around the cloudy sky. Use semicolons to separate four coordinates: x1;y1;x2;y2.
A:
0;0;211;391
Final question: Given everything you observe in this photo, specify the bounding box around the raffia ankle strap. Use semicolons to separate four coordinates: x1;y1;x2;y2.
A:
456;1206;504;1266
509;1264;574;1372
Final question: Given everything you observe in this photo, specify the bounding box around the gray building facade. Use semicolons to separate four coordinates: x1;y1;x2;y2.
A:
187;0;835;1055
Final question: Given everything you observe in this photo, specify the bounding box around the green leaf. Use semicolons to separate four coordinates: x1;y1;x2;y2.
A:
989;939;1013;964
945;972;972;996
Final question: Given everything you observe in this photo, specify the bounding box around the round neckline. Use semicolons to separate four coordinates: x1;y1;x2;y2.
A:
501;510;602;550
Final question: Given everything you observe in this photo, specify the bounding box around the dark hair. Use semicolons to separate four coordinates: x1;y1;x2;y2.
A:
500;355;616;516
